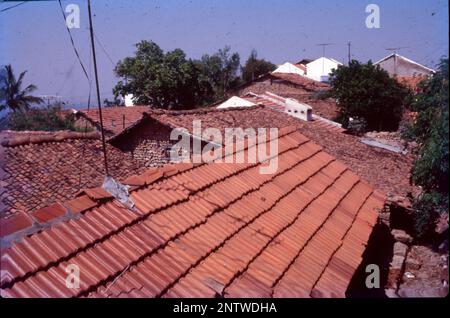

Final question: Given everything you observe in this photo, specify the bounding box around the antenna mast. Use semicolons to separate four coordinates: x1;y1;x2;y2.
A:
316;43;333;73
87;0;109;176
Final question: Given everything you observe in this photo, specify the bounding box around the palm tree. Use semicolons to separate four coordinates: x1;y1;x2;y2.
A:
0;64;43;113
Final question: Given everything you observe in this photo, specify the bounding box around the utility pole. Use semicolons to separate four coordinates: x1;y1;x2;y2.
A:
347;42;351;65
87;0;109;176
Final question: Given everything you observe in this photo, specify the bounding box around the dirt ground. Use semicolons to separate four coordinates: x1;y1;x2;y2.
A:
397;244;449;297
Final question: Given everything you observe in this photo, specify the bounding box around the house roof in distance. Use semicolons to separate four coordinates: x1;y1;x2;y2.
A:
307;57;344;67
216;96;257;109
0;126;384;298
78;106;151;136
273;62;306;76
374;53;435;74
109;103;415;198
0;130;144;218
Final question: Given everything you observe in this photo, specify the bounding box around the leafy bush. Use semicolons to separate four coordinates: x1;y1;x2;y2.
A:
409;58;449;238
8;104;92;132
322;60;411;132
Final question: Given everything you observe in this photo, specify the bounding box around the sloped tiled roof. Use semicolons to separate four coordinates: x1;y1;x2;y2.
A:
0;131;145;218
242;92;343;131
270;73;330;90
142;106;297;135
233;72;338;120
79;106;151;135
0;126;384;298
110;105;414;198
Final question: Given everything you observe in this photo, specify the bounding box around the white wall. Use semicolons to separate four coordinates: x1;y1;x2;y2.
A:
284;99;312;121
217;96;256;109
124;94;134;107
306;57;342;82
273;62;305;76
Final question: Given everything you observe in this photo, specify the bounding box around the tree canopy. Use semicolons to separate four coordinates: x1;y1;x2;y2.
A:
0;64;43;113
241;49;276;83
323;60;410;132
113;41;241;109
408;58;449;238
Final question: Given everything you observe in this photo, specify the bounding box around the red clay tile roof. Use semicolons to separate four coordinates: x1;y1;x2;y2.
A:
294;63;307;72
111;106;414;197
0;126;384;298
142;106;296;135
79;106;151;135
0;131;145;218
270;73;330;91
234;73;339;120
242;92;342;127
396;75;428;93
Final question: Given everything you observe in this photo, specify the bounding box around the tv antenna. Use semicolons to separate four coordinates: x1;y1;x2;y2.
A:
317;43;333;57
385;47;409;76
316;43;333;73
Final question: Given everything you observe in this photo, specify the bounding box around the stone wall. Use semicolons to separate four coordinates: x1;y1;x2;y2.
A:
111;118;174;167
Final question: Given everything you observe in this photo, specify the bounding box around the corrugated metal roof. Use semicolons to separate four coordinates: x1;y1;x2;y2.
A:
0;126;384;298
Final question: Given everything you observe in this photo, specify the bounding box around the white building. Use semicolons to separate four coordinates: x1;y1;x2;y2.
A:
124;94;135;107
272;62;306;76
305;57;343;82
374;53;435;77
216;96;257;109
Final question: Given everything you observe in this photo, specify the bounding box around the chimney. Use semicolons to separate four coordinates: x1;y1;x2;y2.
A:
284;99;313;121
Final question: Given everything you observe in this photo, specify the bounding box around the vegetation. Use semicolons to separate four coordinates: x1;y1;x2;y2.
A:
322;60;410;132
113;41;241;109
197;46;241;101
407;58;449;239
7;103;91;132
241;49;276;83
0;64;43;113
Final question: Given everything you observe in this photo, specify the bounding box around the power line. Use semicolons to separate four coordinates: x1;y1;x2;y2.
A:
347;42;351;65
57;0;91;83
94;33;116;67
0;1;26;13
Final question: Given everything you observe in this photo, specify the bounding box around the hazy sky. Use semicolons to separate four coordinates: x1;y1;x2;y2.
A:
1;0;448;107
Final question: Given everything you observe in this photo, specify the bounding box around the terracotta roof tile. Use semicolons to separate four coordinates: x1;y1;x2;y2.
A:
79;106;151;135
0;134;146;218
32;203;67;224
0;127;386;298
0;213;34;238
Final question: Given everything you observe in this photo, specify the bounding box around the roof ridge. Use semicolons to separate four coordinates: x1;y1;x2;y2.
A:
0;131;101;147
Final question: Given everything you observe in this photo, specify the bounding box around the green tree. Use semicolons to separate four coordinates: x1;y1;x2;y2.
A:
198;46;241;99
241;49;276;82
409;58;448;238
113;41;241;109
323;60;410;132
0;64;43;112
113;41;205;109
